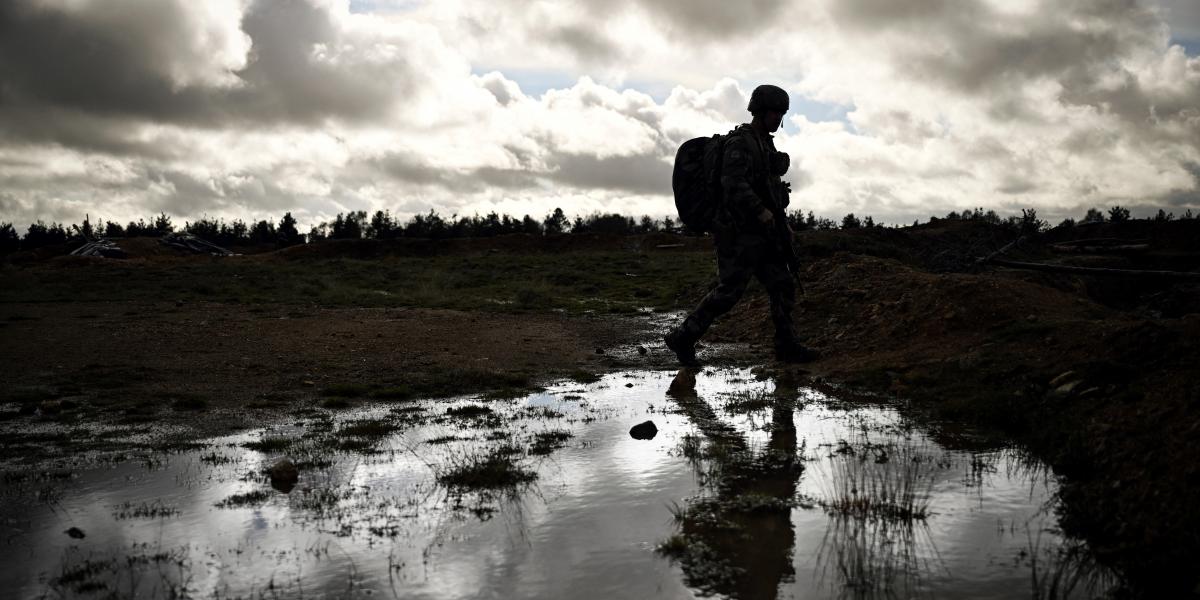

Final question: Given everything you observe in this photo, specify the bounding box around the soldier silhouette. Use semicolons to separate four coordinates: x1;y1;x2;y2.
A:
666;84;817;365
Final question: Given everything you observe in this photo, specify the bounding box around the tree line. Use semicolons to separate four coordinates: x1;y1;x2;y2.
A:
1;204;1194;254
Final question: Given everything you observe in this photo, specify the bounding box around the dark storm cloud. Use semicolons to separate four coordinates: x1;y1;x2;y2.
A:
0;1;219;121
234;0;417;123
637;0;790;39
0;0;418;152
544;152;671;195
831;0;1161;95
369;148;670;196
832;0;1200;165
374;152;457;187
996;177;1038;195
370;152;539;193
830;0;981;30
544;25;624;63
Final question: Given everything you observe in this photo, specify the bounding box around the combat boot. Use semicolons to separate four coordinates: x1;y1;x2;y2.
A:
664;328;701;367
775;337;818;363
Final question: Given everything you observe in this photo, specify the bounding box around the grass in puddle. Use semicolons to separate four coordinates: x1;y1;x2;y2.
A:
436;448;537;491
445;404;494;418
819;438;939;521
426;434;472;445
215;490;271;508
242;436;298;453
336;418;401;438
528;430;573;455
721;389;776;415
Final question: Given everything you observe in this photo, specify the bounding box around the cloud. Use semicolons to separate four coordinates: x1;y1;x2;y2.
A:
1;0;1199;232
0;0;247;120
0;0;430;144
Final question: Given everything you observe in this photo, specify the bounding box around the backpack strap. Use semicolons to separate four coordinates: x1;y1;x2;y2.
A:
709;132;731;202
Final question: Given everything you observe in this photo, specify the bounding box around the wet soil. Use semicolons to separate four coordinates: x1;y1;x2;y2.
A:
0;301;689;456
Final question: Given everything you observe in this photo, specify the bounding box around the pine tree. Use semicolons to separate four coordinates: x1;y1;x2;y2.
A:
543;208;568;234
278;212;301;246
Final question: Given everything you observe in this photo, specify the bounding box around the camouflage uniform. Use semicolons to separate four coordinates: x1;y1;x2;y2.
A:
672;123;800;350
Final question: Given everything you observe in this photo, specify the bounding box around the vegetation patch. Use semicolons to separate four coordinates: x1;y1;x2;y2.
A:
721;389;776;415
215;489;271;508
425;434;472;445
527;430;573;456
199;452;235;466
436;452;537;491
112;500;180;520
336;418;401;439
445;404;494;419
819;440;937;522
242;436;297;453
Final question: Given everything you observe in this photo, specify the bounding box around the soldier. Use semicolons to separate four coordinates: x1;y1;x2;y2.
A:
665;84;818;366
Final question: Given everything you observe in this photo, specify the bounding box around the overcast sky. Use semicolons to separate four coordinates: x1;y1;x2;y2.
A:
1;0;1198;230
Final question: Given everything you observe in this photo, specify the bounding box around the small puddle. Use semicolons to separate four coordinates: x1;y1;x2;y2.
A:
1;370;1112;599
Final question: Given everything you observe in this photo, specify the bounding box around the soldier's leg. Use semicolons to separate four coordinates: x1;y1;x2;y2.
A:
754;258;797;342
677;242;754;340
666;240;754;364
755;258;816;361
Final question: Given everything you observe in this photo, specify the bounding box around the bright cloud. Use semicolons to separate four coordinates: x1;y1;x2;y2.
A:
0;0;1198;230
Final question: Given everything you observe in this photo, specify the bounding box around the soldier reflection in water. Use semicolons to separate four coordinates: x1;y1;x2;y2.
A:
664;369;803;600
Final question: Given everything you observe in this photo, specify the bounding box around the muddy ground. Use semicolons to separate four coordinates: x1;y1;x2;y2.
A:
2;220;1198;597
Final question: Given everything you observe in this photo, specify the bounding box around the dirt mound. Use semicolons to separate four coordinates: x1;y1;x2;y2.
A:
699;239;1200;592
795;219;1018;272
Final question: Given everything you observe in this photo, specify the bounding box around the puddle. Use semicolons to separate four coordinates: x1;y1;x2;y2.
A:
0;370;1112;599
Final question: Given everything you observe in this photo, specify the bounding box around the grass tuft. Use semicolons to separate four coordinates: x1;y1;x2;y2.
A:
436;452;537;490
215;490;271;508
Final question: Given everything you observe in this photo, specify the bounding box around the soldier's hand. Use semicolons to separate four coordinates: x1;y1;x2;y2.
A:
757;208;775;228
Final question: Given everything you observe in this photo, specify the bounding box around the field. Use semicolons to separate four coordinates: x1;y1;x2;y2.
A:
2;220;1199;596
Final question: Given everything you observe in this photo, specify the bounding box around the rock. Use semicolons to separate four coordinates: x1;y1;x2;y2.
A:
594;348;605;354
629;420;658;440
268;459;299;493
64;527;86;539
625;382;634;388
637;346;648;355
1048;371;1077;388
39;400;62;415
1050;379;1082;399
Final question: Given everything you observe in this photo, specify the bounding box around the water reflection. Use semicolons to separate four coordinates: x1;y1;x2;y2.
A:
0;369;1115;599
661;368;802;599
656;369;1113;600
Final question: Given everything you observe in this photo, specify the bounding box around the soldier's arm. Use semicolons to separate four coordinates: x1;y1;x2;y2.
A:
720;136;768;222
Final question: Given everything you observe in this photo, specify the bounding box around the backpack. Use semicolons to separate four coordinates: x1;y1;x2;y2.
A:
672;132;730;233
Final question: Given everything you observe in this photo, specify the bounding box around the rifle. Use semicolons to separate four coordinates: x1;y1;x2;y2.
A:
765;181;803;290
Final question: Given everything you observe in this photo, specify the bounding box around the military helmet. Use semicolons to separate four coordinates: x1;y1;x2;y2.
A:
747;84;789;114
